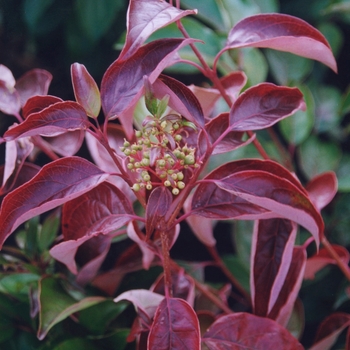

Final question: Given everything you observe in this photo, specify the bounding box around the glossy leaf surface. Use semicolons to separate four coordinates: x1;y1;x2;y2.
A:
223;13;337;72
0;81;20;116
3;101;90;140
38;276;105;340
22;95;63;118
148;297;200;350
0;156;109;248
229;83;305;131
71;63;101;118
202;312;303;349
251;219;297;316
120;0;196;60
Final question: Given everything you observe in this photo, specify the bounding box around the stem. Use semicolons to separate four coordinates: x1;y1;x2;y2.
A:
321;236;350;281
207;246;251;307
160;229;173;297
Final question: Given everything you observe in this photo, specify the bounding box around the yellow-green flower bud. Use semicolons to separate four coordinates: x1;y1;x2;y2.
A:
172;188;180;195
132;183;140;191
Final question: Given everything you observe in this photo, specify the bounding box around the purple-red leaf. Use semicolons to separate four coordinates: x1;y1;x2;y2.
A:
15;69;52;106
3;101;89;141
71;63;101;118
202;312;303;349
146;186;173;237
101;38;196;137
306;172;338;211
268;246;307;327
148;297;200;350
220;71;247;102
223;13;337;72
251;219;298;317
229;83;305;131
304;245;350;280
152;75;204;127
22;95;63;118
310;313;350;350
120;0;197;60
0;156;109;248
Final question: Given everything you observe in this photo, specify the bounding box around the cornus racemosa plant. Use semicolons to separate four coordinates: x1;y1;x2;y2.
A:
0;0;349;348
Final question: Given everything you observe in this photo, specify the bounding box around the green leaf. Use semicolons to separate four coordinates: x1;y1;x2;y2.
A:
53;338;97;350
279;84;315;145
253;0;279;12
38;210;60;253
0;311;15;343
75;0;124;43
222;255;250;292
336;154;350;192
38;276;106;340
298;135;342;179
318;22;344;58
0;273;39;296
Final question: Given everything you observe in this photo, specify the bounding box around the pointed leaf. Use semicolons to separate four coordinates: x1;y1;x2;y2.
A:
0;156;109;248
229;83;305;131
146;186;173;236
202;312;303;349
220;71;247;101
152;74;204;127
71;63;101;118
120;0;197;60
15;69;52;106
310;313;350;350
3;101;90;140
223;13;337;72
0;81;20;116
0;64;16;87
148;297;200;350
306;172;338;211
251;219;298;316
188;85;221;118
38;276;105;340
101;38;197;136
62;182;133;240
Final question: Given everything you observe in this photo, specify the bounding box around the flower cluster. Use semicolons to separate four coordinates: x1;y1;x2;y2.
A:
121;112;198;195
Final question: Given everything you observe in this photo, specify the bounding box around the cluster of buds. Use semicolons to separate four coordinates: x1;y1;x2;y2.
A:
120;99;199;195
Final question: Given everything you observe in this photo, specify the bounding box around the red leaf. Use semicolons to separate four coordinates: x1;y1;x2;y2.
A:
268;246;307;327
223;13;337;73
199;159;323;245
152;75;204;127
101;38;197;137
3;101;90;140
0;80;21;116
148;297;200;350
188;85;221;118
229;83;305;131
0;156;109;248
220;71;247;101
146;186;173;237
251;219;298;317
304;245;350;280
202;312;303;349
15;69;52;106
120;0;197;60
71;63;101;118
310;313;350;350
62;182;133;240
22;95;63;118
306;172;338;211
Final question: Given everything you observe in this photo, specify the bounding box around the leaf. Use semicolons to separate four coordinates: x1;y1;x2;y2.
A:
62;182;133;240
3;101;90;140
0;81;21;116
0;156;109;248
120;0;197;60
229;83;305;131
22;95;63;118
188;85;221;118
309;313;350;350
192;159;323;246
267;246;307;327
15;69;52;107
148;297;200;350
0;64;16;87
152;74;204;127
71;63;101;118
306;172;338;211
251;219;298;317
146;186;173;237
37;276;105;340
101;38;197;137
222;13;337;72
202;312;303;349
114;289;164;322
304;245;350;280
220;71;247;102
